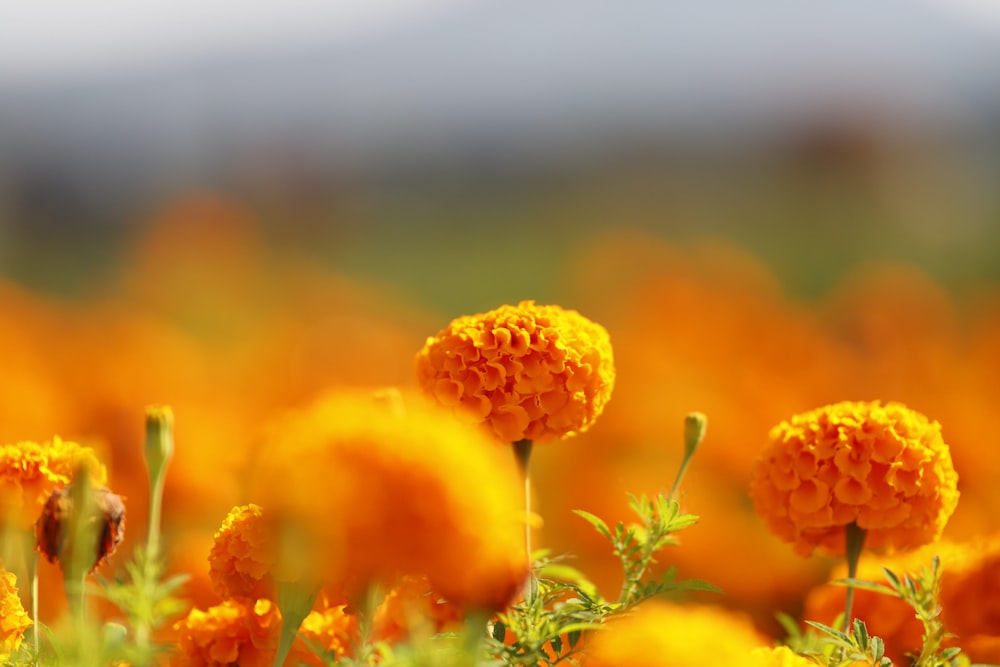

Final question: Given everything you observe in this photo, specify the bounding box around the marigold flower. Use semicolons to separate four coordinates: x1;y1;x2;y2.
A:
249;391;527;610
35;483;125;573
805;534;1000;666
174;598;281;667
750;401;959;556
0;567;31;662
298;600;358;664
208;504;276;601
0;437;106;529
581;602;774;667
415;300;615;442
372;575;464;644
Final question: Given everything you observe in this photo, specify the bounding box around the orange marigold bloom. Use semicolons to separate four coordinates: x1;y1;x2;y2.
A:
0;566;31;662
582;602;778;667
0;437;106;529
297;600;358;664
415;300;615;442
750;401;959;556
372;575;464;644
208;504;276;601
805;534;1000;666
249;391;527;610
173;598;281;667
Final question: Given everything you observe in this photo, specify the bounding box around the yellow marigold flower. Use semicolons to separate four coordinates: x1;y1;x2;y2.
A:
297;601;358;664
0;437;106;529
805;534;1000;666
750;401;959;556
0;567;31;662
249;391;526;610
582;602;770;667
173;598;280;667
208;504;276;601
415;300;615;442
748;646;817;667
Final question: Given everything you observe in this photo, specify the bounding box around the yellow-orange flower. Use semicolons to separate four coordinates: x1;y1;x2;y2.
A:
750;401;959;556
0;437;106;529
581;602;774;667
0;567;31;662
208;504;276;601
298;600;358;664
372;575;464;644
415;301;615;443
805;534;1000;666
173;598;280;667
249;391;526;610
748;646;818;667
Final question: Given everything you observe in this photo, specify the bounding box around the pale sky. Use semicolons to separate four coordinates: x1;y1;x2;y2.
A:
0;0;471;82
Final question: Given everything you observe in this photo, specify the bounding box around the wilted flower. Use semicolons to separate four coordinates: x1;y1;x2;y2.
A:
750;401;959;556
415;300;615;442
0;437;106;529
35;483;125;573
581;602;781;667
250;391;526;610
0;566;31;662
208;504;276;601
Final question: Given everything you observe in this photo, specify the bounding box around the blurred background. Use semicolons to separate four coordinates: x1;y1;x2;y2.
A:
3;0;1000;641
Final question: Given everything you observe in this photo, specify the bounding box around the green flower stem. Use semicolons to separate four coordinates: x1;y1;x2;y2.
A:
842;522;867;633
30;549;39;654
512;439;534;598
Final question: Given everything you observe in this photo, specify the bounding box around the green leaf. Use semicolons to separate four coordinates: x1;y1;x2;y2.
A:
567;630;582;650
882;567;902;590
870;635;885;662
775;612;802;641
492;621;506;643
852;618;869;650
573;510;612;540
830;577;897;597
804;621;853;646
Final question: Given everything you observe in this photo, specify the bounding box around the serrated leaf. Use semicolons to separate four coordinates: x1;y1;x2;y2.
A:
573;510;612;539
870;635;885;661
882;567;902;590
805;621;853;646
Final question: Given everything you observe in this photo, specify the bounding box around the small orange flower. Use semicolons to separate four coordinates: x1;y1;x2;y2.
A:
0;438;106;530
750;401;959;556
174;598;281;667
0;566;31;662
416;301;615;442
372;575;464;644
208;504;276;601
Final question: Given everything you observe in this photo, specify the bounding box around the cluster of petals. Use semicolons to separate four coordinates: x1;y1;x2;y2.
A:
806;533;1000;665
250;390;526;610
750;401;959;556
372;575;464;644
581;602;812;667
208;504;277;601
0;437;106;529
0;568;31;662
174;596;355;667
415;300;615;442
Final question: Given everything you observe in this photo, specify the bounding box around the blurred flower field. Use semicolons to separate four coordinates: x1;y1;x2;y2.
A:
2;191;1000;666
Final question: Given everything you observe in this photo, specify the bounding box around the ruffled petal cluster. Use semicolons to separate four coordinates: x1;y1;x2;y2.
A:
0;437;106;529
750;401;959;556
0;567;31;662
174;598;281;667
582;602;805;667
250;390;527;610
416;301;615;443
208;504;276;601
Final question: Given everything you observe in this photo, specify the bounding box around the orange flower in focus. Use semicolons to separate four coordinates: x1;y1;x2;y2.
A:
750;401;958;556
0;438;106;529
298;601;358;664
805;535;1000;666
174;598;281;667
416;301;615;442
208;504;276;601
372;575;463;644
250;391;526;610
582;602;785;667
0;567;31;662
